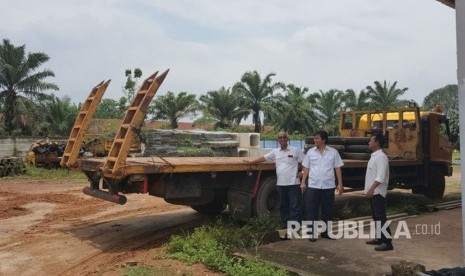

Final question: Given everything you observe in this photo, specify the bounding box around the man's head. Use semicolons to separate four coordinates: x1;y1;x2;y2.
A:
369;133;385;152
313;130;328;147
277;131;288;148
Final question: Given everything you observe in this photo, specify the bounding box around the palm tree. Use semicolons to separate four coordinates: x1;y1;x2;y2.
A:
199;87;248;129
344;89;370;111
232;71;285;132
0;39;59;135
365;81;408;110
151;91;198;129
37;95;79;136
313;89;345;135
270;84;318;135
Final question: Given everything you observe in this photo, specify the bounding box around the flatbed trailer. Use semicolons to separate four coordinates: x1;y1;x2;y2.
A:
62;70;452;219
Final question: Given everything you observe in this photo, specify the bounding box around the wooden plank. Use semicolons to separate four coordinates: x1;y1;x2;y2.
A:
80;156;422;178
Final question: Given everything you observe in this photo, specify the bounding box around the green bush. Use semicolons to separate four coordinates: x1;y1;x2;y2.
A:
166;216;287;276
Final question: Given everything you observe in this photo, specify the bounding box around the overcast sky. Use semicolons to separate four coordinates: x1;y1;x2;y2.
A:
1;0;457;112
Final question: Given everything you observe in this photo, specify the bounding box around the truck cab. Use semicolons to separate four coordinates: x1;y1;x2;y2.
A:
338;106;453;198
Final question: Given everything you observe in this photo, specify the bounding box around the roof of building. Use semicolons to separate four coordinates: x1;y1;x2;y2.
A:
436;0;455;8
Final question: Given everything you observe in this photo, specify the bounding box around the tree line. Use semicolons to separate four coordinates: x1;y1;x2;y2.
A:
0;39;460;149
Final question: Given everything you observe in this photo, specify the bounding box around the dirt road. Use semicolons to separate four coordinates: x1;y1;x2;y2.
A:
0;171;461;275
0;178;217;275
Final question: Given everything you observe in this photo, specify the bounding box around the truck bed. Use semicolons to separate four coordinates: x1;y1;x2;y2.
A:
79;156;422;177
80;156;276;174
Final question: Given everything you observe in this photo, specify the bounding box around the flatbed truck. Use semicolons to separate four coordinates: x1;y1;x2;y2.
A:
61;70;453;219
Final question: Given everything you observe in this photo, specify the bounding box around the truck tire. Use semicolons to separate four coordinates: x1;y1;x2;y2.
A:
424;167;445;199
191;190;227;216
254;176;279;217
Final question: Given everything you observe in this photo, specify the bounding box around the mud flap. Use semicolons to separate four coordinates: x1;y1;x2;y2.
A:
228;190;252;219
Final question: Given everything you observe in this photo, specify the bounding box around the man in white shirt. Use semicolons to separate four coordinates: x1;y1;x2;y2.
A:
300;130;344;241
364;133;393;251
246;132;306;227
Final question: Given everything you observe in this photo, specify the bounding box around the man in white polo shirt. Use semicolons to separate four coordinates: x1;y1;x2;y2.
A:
364;133;393;251
300;130;344;241
245;131;306;228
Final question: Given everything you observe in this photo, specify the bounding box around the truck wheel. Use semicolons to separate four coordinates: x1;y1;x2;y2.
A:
254;176;279;217
424;167;445;199
191;190;227;216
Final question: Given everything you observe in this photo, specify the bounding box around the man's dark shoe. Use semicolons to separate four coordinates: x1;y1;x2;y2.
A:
374;243;393;251
321;233;336;240
366;239;382;245
309;238;317;242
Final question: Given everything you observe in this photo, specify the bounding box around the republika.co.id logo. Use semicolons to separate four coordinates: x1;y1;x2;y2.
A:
286;220;441;239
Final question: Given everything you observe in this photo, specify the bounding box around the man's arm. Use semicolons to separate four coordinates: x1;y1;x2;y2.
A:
300;167;309;192
243;156;266;164
366;181;380;198
335;167;344;195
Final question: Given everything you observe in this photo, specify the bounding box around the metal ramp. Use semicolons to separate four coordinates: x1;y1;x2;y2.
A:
60;80;110;168
102;69;170;178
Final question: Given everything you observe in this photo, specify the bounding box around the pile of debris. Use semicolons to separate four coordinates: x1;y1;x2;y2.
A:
143;129;239;157
0;157;27;177
26;140;67;168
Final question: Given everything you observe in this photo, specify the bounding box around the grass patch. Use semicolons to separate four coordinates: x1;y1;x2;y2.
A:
336;200;372;219
13;165;87;181
166;215;287;276
124;265;156;276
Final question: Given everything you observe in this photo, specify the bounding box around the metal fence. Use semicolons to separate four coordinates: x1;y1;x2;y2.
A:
260;140;305;149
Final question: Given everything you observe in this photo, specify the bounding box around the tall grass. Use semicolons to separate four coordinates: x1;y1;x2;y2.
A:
14;166;87;181
166;215;287;276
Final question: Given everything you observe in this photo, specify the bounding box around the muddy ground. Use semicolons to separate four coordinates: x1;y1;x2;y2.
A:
0;171;461;275
0;177;221;275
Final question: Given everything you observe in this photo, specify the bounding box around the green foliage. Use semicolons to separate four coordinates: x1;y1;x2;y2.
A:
312;89;345;135
344;89;370;111
36;95;79;136
123;265;156;276
0;39;59;135
232;71;285;133
387;194;433;215
95;98;127;119
18;166;87;180
199;87;248;129
268;84;317;135
365;80;408;110
422;84;459;150
260;131;304;141
336;201;372;219
150;91;198;129
166;215;287;276
124;68;143;103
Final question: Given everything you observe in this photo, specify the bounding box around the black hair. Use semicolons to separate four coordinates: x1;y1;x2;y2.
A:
313;130;329;144
374;133;385;147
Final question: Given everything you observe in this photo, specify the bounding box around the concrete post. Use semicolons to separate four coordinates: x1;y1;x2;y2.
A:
455;0;465;264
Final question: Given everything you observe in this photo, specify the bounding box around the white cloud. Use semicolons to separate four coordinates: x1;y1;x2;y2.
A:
0;0;457;107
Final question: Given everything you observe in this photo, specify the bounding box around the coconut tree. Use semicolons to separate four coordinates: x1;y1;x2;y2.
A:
0;39;59;135
365;81;407;110
232;71;285;132
199;87;248;129
150;91;198;129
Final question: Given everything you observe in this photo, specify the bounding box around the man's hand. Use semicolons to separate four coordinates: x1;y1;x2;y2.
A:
337;184;344;196
365;187;375;198
300;182;307;193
